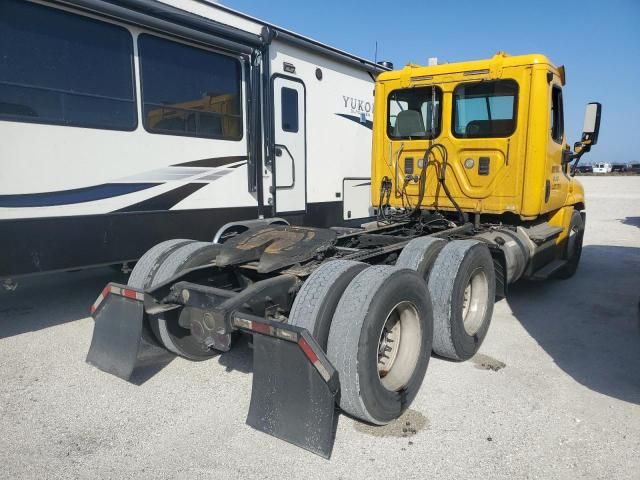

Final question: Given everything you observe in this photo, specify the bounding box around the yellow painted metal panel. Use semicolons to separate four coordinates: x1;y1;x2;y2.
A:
371;52;584;227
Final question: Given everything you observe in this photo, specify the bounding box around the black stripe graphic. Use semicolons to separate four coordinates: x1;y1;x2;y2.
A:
0;183;160;208
1;156;247;209
116;183;207;213
335;113;373;130
228;161;247;169
173;156;247;168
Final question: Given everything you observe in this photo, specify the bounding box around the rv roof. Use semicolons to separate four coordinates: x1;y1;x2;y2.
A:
190;0;387;73
60;0;387;74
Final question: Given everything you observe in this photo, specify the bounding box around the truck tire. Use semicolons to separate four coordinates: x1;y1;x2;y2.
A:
288;260;367;349
128;239;196;290
146;242;223;360
327;266;433;425
428;240;495;361
395;237;446;282
556;210;585;279
127;239;197;344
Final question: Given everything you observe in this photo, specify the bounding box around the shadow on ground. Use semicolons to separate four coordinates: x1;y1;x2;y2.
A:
0;267;126;339
0;264;255;384
621;216;640;229
508;244;640;404
117;334;253;385
217;335;253;373
3;246;639;403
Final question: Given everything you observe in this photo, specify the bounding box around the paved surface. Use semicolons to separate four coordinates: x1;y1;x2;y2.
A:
1;176;639;479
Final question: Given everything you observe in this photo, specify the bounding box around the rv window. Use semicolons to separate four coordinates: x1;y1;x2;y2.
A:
387;87;442;139
0;0;136;130
452;80;518;138
138;34;242;140
281;87;299;133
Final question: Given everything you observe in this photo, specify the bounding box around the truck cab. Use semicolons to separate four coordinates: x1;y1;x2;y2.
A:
372;52;599;236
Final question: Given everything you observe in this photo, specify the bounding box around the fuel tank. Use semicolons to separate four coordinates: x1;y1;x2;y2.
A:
474;227;533;284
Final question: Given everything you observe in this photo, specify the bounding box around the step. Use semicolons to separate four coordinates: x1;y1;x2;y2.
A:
530;259;567;280
524;223;564;244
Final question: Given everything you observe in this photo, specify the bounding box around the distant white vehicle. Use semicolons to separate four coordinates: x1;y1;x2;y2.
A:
592;162;612;173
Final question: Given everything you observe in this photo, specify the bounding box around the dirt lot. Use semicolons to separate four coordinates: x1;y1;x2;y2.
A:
1;176;639;479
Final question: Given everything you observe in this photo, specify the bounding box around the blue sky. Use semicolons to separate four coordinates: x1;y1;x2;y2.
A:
227;0;640;163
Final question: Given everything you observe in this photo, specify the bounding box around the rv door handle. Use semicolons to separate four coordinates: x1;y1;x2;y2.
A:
274;144;295;189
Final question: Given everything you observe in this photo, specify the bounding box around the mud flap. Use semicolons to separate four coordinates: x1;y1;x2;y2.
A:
87;287;168;381
246;331;339;459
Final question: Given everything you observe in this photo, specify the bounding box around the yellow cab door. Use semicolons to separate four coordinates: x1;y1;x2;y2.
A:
543;77;570;213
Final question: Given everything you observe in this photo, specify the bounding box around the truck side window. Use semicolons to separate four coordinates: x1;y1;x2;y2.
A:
387;86;442;139
453;80;518;138
550;86;564;143
281;87;299;133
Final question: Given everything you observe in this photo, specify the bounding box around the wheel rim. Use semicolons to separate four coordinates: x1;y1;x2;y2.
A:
461;268;489;336
150;310;215;359
377;301;422;392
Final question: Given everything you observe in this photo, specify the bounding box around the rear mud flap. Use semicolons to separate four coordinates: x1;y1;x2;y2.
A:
247;332;338;459
87;293;168;381
87;286;340;456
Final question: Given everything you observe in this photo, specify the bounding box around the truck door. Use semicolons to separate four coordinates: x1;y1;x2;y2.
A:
545;82;570;210
272;76;306;213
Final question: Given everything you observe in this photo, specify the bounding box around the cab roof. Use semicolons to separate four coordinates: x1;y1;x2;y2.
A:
377;52;560;82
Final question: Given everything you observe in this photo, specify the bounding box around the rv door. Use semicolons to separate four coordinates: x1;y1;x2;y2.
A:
272;77;306;213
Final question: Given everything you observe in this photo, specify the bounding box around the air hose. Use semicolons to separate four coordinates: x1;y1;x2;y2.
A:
416;143;465;224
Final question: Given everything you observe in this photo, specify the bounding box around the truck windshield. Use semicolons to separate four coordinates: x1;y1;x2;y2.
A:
387;86;442;139
453;80;518;138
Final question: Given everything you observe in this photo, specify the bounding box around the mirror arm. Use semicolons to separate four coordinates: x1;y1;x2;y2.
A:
564;140;593;177
569;152;581;177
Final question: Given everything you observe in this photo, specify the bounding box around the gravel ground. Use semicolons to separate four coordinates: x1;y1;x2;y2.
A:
1;176;639;479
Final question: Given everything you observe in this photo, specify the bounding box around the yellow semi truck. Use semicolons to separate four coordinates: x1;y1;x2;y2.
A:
87;53;600;458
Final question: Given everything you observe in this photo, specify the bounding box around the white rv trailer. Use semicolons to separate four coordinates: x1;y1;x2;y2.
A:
0;0;386;279
592;162;612;173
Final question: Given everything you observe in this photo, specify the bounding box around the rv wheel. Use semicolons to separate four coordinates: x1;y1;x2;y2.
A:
144;241;223;360
326;266;433;425
288;260;367;349
428;240;495;361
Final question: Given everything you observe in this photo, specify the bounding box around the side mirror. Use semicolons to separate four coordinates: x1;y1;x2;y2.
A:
581;102;601;145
